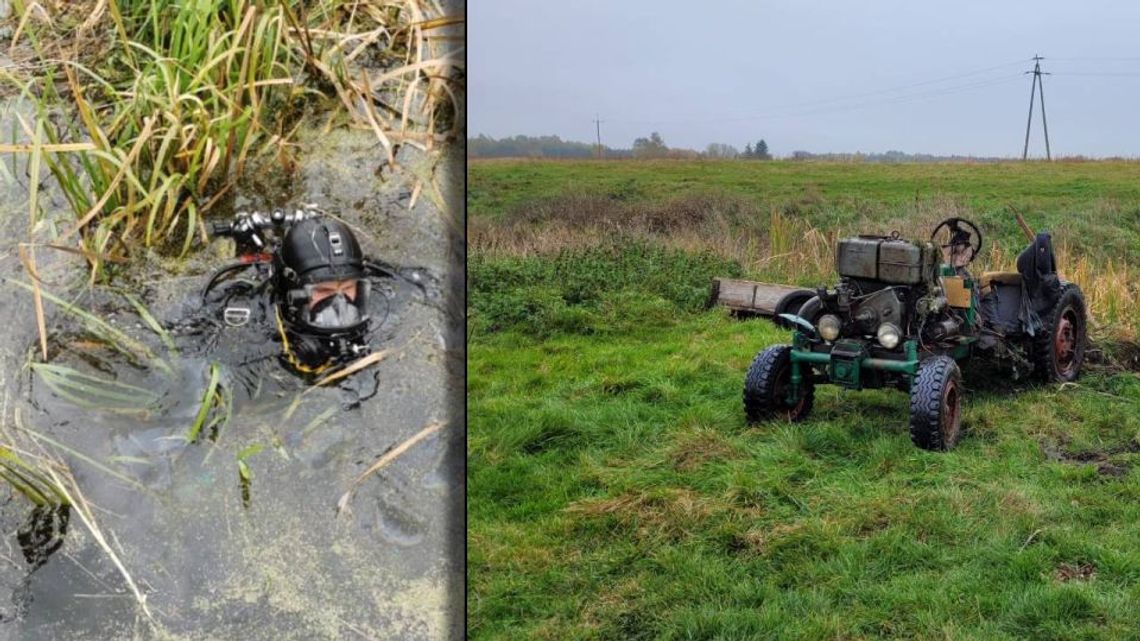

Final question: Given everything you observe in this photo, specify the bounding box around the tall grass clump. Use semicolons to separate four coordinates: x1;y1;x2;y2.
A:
470;193;836;286
469;242;742;338
975;239;1140;345
4;0;463;280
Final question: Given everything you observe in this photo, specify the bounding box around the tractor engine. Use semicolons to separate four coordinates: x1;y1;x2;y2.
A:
812;235;961;349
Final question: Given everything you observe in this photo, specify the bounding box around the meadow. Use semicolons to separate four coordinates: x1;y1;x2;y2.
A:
469;158;1140;640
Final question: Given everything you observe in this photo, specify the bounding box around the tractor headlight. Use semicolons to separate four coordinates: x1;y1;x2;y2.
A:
877;323;901;349
818;314;841;341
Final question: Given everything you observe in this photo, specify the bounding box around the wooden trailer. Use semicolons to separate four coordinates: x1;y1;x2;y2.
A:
709;278;815;321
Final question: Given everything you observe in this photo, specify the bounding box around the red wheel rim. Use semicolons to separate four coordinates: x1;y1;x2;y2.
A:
1054;308;1078;377
775;362;808;419
942;380;961;445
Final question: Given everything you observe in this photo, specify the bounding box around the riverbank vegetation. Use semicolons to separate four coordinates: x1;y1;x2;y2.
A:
5;0;463;279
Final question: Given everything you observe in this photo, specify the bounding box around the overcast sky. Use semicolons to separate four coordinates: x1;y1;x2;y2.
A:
470;0;1140;158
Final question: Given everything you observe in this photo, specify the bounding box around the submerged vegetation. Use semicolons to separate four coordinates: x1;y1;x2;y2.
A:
0;441;68;511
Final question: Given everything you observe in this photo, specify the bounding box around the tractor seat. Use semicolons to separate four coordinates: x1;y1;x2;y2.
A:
980;271;1022;290
980;271;1022;297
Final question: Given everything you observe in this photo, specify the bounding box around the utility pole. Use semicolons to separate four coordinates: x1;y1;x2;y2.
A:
593;114;604;158
1022;55;1052;160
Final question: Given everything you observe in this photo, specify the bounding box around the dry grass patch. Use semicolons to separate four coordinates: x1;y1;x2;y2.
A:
566;487;716;541
668;427;740;472
726;521;810;557
470;193;837;284
473;189;1140;350
997;488;1046;521
1054;562;1097;583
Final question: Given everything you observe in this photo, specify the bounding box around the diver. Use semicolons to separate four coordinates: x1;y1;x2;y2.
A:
188;207;424;400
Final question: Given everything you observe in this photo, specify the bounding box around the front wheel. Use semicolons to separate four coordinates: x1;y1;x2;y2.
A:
909;355;963;451
744;345;814;423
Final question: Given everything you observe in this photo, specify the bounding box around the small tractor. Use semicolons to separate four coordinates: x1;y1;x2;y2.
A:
744;216;1087;451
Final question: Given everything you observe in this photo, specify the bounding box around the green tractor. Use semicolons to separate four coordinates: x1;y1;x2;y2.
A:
744;217;1087;451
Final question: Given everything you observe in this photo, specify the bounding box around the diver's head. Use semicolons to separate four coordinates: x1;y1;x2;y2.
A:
275;217;370;371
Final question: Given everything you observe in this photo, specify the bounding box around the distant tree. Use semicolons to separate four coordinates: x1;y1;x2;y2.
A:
743;142;754;158
755;139;771;160
632;131;668;158
704;143;739;159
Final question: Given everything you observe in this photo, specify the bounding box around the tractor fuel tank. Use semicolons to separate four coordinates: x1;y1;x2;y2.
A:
835;237;881;280
836;236;936;284
879;240;935;284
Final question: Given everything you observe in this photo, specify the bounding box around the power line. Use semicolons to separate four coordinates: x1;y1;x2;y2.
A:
1047;56;1140;62
605;58;1030;126
762;58;1028;109
762;73;1023;120
606;72;1024;127
575;55;1140;155
1052;71;1140;76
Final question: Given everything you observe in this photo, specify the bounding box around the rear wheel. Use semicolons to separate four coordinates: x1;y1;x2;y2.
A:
1035;284;1087;382
744;345;814;423
909;355;963;451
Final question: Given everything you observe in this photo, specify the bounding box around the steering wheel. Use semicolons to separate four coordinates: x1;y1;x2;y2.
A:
930;217;983;265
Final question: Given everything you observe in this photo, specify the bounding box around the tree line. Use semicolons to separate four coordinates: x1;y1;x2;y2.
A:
469;135;1013;163
468;134;633;159
705;139;771;160
469;133;774;160
786;150;1006;163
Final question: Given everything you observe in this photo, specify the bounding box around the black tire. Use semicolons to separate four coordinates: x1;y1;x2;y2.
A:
1034;284;1087;382
796;296;823;325
773;290;814;329
744;345;814;423
909;355;963;451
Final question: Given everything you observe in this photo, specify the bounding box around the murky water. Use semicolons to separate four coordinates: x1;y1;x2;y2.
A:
0;101;463;639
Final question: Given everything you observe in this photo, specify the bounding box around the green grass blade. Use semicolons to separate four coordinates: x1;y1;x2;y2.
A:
120;293;178;355
187;362;221;443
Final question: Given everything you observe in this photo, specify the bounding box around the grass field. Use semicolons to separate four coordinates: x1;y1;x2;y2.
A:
468;159;1140;250
469;159;1140;640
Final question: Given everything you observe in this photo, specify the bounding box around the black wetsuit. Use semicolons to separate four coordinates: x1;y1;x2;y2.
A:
169;258;434;410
